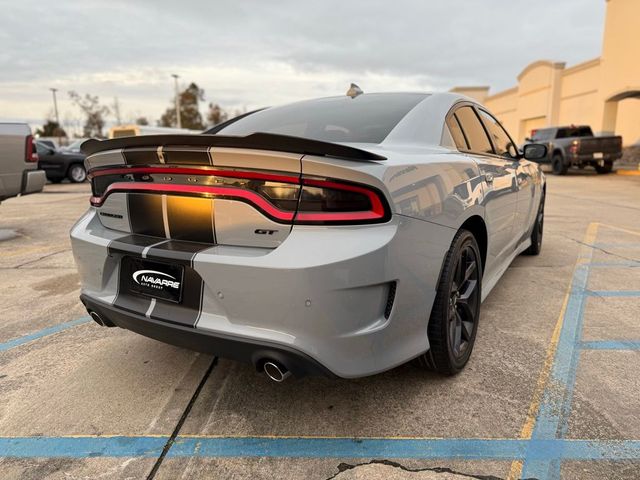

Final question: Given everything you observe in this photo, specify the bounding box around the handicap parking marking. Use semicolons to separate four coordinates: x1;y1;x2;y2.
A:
518;222;640;480
0;316;90;353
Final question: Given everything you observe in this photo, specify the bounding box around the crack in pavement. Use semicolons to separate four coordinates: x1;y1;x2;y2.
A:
562;235;640;264
12;249;70;269
325;459;523;480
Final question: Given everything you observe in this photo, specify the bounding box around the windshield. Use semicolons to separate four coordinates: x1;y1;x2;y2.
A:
215;93;427;144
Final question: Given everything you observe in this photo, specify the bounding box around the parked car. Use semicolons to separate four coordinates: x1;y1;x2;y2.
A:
71;92;547;380
524;125;622;175
60;138;90;154
0;123;46;203
36;140;87;183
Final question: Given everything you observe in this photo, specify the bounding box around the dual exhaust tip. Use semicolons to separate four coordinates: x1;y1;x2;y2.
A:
263;361;291;383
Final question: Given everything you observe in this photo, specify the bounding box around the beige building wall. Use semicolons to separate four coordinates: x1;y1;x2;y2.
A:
452;0;640;146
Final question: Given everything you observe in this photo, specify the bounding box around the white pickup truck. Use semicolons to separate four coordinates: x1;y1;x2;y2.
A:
0;123;46;203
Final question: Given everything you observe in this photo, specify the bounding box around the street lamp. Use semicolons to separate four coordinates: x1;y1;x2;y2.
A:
171;74;182;129
50;88;61;143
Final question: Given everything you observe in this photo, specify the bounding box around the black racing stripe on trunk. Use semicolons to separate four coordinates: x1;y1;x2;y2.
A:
166;196;215;244
107;234;164;256
122;148;158;165
127;193;165;237
146;239;212;265
163;146;211;165
145;241;211;326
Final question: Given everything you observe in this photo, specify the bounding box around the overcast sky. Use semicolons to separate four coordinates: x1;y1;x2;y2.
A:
0;0;606;130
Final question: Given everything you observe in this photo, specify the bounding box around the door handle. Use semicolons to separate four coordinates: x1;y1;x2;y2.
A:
485;173;494;183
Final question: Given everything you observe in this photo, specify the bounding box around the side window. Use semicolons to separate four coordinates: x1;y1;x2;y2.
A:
454;106;493;155
446;114;468;150
478;110;518;158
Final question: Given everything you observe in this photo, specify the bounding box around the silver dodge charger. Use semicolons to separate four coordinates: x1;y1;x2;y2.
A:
71;92;547;381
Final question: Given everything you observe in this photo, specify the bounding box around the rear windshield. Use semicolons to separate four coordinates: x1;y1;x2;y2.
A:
215;93;427;144
556;126;593;138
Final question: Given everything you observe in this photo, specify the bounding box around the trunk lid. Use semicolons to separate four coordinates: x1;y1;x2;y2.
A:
88;145;302;248
84;134;389;250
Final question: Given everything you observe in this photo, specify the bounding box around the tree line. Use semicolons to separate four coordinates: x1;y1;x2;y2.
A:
36;82;240;139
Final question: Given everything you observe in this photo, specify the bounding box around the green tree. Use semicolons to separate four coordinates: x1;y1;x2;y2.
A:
135;116;149;126
206;103;229;127
68;91;110;138
35;119;67;138
159;82;205;130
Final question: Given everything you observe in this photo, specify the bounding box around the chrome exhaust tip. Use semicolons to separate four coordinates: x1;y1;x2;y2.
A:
263;361;291;383
89;311;104;326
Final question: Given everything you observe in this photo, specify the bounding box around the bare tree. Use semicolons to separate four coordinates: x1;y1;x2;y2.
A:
68;91;111;138
160;82;205;130
206;103;229;127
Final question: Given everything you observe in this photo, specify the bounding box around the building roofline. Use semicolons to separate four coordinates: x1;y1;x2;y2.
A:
517;60;566;81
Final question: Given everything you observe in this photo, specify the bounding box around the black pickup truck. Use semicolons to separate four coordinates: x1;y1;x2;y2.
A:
525;125;622;175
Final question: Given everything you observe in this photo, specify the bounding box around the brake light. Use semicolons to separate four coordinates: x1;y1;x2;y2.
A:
88;167;391;225
295;178;388;224
569;140;579;154
25;135;38;162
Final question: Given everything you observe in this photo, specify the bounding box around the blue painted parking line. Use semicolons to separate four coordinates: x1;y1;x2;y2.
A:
1;436;640;461
580;340;640;350
521;225;598;480
587;290;640;297
0;317;91;353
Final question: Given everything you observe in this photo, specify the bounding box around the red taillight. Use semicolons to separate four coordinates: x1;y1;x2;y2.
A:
569;140;579;154
294;178;388;224
25;135;38;162
89;167;391;225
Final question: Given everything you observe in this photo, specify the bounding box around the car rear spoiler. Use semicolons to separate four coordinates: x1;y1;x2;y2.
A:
81;132;386;161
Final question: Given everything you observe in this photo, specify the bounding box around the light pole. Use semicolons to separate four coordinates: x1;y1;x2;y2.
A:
50;88;61;143
171;74;182;129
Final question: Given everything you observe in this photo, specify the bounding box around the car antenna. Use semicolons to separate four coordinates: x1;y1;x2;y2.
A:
346;83;363;98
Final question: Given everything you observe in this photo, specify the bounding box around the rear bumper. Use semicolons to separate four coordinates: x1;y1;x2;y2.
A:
71;209;453;378
21;169;46;195
81;294;335;378
568;152;622;163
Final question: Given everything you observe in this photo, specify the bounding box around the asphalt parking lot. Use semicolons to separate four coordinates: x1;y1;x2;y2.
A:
0;171;639;480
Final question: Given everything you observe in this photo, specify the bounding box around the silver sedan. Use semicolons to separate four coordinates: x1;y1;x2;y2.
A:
71;92;546;380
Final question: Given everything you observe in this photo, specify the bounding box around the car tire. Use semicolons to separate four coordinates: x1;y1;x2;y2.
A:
552;154;568;175
595;162;613;174
523;192;545;256
417;229;482;375
68;164;87;183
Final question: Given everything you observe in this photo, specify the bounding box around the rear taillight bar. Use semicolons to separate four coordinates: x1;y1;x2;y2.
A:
89;166;391;225
25;135;38;162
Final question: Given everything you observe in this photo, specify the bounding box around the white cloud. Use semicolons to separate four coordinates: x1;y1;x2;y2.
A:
0;0;605;125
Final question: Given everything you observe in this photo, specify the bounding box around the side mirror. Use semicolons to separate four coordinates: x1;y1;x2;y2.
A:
523;143;547;161
48;148;55;155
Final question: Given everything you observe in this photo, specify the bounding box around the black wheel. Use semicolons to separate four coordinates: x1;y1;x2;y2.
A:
417;230;482;374
68;164;87;183
524;192;545;255
595;161;613;174
552;154;568;175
